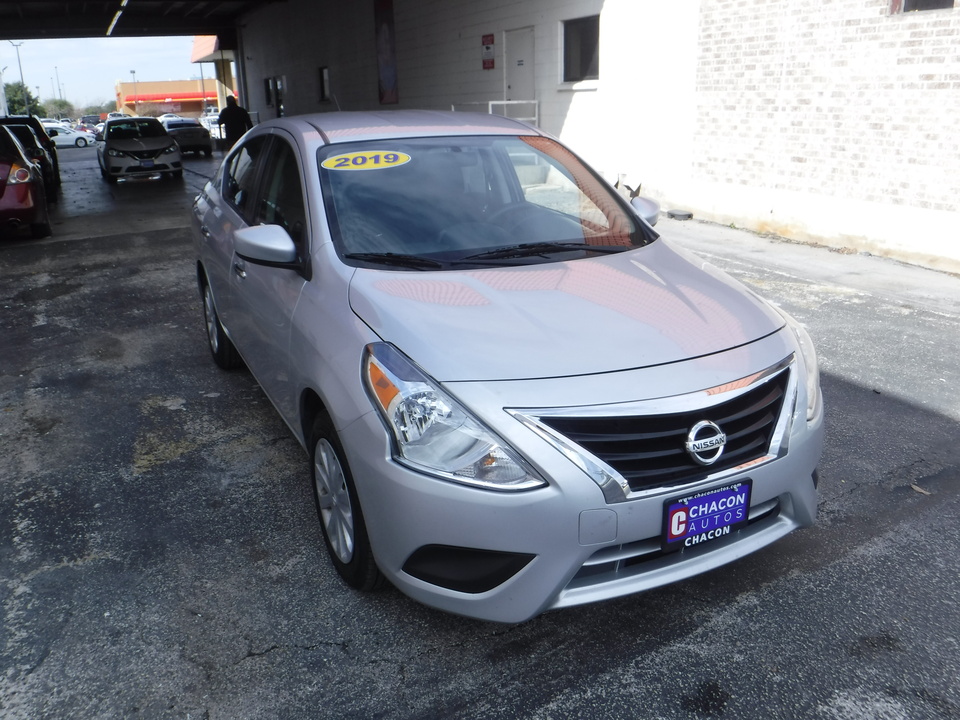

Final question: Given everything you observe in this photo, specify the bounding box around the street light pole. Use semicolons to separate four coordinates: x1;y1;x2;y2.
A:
9;41;26;113
130;69;137;115
0;67;8;116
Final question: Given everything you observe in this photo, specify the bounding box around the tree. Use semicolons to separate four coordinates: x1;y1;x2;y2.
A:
43;97;76;120
3;81;42;116
84;101;116;116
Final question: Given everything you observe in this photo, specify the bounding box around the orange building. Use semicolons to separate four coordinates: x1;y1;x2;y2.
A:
115;77;235;118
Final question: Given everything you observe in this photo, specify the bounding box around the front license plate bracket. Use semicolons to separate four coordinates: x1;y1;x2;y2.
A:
662;480;752;553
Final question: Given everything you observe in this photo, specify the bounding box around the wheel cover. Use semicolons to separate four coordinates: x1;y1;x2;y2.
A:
313;438;355;564
203;285;220;353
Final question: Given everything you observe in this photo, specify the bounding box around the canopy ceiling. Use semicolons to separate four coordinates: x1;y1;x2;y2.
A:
0;1;283;40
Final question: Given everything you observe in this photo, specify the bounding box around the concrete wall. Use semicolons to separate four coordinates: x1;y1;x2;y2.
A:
236;0;960;272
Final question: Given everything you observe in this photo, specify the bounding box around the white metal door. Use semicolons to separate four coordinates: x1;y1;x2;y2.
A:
504;27;535;101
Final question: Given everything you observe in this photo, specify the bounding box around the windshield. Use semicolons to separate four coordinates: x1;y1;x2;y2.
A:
107;119;167;140
318;135;655;270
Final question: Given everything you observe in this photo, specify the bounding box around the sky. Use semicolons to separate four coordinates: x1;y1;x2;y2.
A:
1;36;209;110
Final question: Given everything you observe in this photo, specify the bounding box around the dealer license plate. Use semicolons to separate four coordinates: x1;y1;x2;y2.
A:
662;480;752;552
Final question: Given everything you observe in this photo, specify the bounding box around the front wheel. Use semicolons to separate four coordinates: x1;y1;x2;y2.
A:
310;412;383;591
76;138;88;148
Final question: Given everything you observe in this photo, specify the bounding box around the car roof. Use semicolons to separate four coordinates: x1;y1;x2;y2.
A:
0;116;52;140
255;110;545;145
105;116;161;125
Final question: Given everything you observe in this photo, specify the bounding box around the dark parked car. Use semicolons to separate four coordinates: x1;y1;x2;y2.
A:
0;116;60;189
0;126;51;239
161;118;213;156
3;123;58;201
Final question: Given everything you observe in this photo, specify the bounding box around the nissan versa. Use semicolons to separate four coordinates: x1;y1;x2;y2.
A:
190;110;823;623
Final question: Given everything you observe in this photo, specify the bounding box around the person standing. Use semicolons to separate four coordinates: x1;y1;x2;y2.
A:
218;95;253;150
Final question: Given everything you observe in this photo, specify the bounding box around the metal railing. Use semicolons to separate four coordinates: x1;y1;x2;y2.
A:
451;100;539;127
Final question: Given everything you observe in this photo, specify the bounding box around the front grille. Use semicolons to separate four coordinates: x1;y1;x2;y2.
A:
128;149;162;160
538;367;790;493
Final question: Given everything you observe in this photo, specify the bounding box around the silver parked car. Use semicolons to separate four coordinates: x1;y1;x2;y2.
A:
191;111;823;623
96;117;182;183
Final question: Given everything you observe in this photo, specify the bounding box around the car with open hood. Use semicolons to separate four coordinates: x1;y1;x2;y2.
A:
191;110;823;623
96;116;182;183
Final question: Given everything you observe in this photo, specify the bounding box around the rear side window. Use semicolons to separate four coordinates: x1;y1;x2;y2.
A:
0;126;20;156
221;136;267;222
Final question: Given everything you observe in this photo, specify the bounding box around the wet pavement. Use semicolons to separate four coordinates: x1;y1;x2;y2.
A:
2;149;959;719
40;144;218;243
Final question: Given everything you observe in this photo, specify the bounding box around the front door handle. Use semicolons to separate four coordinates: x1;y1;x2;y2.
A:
233;260;247;279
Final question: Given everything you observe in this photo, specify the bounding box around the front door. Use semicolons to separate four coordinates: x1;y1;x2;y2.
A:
504;27;535;101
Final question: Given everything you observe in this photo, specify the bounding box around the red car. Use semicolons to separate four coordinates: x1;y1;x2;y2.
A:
0;126;51;239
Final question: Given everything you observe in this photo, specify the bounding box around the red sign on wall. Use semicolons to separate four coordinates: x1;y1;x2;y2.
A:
482;33;495;70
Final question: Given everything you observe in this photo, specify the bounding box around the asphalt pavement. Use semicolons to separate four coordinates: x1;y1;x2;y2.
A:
1;147;959;719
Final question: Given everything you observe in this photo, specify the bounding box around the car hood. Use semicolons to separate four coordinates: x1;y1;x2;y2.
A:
347;239;785;382
106;137;174;152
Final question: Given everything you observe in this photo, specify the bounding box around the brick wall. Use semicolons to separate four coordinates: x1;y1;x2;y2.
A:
694;0;960;214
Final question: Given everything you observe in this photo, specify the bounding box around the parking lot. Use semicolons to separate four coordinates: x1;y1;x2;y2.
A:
2;146;960;719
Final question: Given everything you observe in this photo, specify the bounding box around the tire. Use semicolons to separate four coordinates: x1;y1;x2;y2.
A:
310;412;383;591
30;222;51;239
202;282;241;369
75;138;87;148
172;169;184;180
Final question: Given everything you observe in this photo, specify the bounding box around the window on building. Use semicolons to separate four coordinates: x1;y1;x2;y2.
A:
319;67;331;102
264;77;274;106
563;15;599;83
894;0;954;11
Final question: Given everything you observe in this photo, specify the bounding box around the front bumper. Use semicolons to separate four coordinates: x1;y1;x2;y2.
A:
337;331;824;623
104;156;182;178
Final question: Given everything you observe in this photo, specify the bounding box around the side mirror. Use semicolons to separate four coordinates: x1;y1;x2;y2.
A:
631;196;660;227
95;133;103;142
234;224;298;265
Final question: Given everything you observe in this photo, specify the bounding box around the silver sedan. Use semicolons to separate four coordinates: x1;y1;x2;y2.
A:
191;110;823;623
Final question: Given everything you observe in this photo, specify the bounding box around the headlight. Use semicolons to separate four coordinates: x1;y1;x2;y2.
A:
163;144;178;155
363;343;545;491
778;308;821;421
107;148;125;157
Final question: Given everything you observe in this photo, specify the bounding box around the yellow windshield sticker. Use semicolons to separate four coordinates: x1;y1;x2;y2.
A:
321;151;411;170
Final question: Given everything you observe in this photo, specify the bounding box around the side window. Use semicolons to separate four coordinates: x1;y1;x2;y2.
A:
222;136;266;221
254;138;308;256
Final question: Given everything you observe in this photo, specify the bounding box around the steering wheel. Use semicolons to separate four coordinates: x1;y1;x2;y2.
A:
488;203;537;230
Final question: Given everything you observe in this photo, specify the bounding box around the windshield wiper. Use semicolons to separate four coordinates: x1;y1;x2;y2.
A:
343;252;445;270
460;242;627;261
